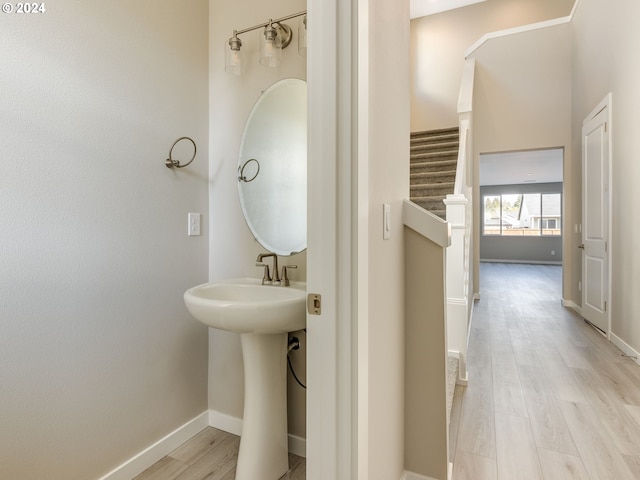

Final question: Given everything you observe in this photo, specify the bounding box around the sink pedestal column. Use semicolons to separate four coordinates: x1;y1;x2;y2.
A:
236;332;289;480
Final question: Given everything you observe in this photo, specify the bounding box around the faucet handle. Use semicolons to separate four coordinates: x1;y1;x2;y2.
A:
255;262;272;285
281;265;297;287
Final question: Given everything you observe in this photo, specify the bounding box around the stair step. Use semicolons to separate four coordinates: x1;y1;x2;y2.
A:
410;150;458;163
410;159;457;173
411;170;457;181
447;356;459;427
410;195;446;210
411;182;455;197
411;127;459;139
411;177;456;187
409;200;447;219
411;141;460;154
409;127;459;220
411;135;460;147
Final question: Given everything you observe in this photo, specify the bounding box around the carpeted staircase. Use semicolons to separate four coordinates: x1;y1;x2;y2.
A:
410;127;462;427
410;127;460;219
447;356;459;427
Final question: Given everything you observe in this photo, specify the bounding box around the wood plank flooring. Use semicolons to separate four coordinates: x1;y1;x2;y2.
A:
137;262;640;480
133;427;305;480
450;262;640;480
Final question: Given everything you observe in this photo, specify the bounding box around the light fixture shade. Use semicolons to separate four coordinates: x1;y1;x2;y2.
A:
260;23;282;67
298;15;307;57
225;34;242;75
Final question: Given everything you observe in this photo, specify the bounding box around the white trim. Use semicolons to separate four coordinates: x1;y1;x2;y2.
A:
96;411;209;480
569;0;582;19
480;259;562;266
447;297;467;305
403;200;451;248
209;409;307;458
307;0;355;477
561;298;583;316
99;409;308;480
208;409;243;436
287;434;307;459
465;15;573;58
464;0;581;59
610;333;640;368
457;58;475;114
448;350;469;385
400;470;440;480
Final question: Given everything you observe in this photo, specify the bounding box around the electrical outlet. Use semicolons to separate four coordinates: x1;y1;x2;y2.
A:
188;213;201;236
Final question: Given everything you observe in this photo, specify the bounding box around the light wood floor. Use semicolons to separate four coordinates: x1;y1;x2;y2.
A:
450;262;640;480
137;262;640;480
133;427;305;480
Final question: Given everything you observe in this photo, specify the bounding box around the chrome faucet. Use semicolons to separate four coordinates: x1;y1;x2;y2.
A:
256;252;280;285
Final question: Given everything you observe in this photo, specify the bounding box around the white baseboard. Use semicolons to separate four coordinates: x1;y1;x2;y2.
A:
400;470;439;480
447;350;468;386
401;465;452;480
208;409;243;436
610;332;640;367
480;259;562;266
97;411;209;480
287;433;307;458
561;298;583;316
99;409;307;480
208;409;307;458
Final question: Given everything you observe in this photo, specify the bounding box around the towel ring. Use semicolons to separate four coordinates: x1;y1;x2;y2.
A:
238;158;260;183
165;137;197;169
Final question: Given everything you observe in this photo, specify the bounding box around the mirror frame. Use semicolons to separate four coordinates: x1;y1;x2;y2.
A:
237;78;307;256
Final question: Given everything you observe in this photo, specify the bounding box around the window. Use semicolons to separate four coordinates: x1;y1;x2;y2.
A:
482;192;561;236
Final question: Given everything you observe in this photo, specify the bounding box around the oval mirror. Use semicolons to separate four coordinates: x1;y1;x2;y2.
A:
238;78;307;256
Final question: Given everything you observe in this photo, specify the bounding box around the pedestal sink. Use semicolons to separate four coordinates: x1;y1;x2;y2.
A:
184;278;306;480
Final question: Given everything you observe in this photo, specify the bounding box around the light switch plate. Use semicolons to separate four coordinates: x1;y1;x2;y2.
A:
188;213;201;236
383;203;391;240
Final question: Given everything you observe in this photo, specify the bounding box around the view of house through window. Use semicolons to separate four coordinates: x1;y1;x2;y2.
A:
483;192;561;236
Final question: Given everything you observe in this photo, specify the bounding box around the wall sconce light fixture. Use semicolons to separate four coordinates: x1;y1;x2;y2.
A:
225;10;307;75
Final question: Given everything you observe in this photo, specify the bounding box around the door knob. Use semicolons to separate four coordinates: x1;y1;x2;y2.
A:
578;244;585;249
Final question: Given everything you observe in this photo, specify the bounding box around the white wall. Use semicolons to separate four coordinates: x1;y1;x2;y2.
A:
0;2;210;479
468;23;573;299
208;0;308;439
358;0;410;477
571;0;640;352
410;0;574;132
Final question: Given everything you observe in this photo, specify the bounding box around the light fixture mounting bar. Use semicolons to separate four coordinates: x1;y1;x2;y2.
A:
234;10;307;36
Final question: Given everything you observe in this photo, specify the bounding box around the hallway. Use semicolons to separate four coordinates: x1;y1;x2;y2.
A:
450;263;640;480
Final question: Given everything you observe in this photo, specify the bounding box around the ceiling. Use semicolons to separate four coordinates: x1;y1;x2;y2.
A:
410;0;487;19
479;149;564;186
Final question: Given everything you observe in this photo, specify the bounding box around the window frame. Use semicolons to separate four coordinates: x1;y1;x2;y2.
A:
481;191;562;237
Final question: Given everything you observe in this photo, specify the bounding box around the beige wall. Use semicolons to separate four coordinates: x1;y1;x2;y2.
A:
208;0;308;438
571;0;640;351
404;228;448;479
468;23;573;301
0;2;210;479
359;0;411;477
410;0;574;132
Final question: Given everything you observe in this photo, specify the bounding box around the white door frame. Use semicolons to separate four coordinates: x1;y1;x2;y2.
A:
306;0;357;479
581;93;612;336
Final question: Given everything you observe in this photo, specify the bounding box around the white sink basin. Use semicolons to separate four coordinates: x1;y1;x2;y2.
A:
184;277;306;334
183;277;307;479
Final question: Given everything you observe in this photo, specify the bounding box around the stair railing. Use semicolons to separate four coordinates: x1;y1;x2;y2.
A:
444;58;475;384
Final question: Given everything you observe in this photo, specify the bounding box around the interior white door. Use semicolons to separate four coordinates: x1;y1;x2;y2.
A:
581;96;610;334
306;0;355;478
